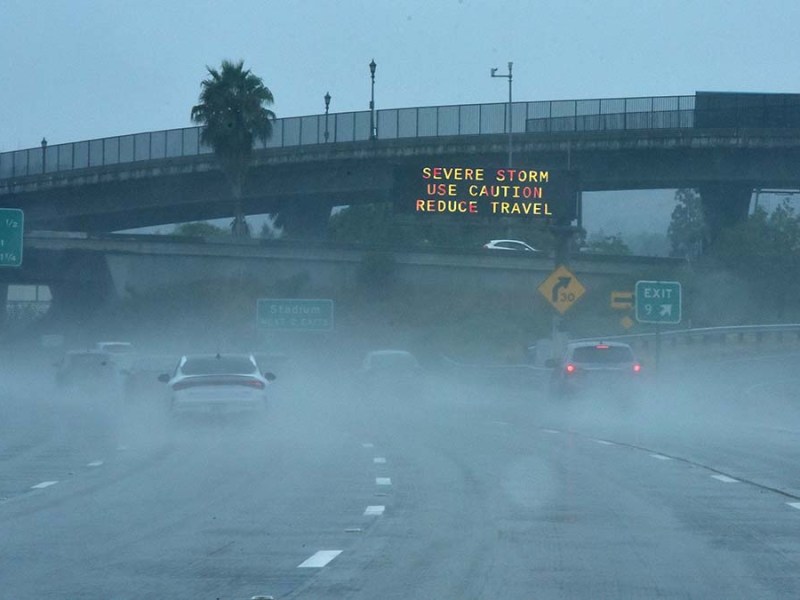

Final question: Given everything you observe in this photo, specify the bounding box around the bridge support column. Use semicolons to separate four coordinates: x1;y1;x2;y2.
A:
699;184;753;246
47;251;116;337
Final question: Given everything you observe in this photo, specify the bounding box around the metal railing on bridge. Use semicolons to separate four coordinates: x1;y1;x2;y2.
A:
0;94;695;181
5;92;800;182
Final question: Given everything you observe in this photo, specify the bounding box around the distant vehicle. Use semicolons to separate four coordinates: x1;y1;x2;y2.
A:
357;350;424;399
158;353;276;416
547;341;642;400
121;354;177;403
483;239;541;253
55;350;120;393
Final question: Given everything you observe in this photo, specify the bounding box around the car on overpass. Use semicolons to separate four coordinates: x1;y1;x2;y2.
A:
483;239;542;253
547;341;642;400
158;353;276;417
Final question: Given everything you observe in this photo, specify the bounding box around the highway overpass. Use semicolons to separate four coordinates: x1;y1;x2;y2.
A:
1;91;799;237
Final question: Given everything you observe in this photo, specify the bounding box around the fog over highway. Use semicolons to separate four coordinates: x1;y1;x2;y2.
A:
2;342;800;599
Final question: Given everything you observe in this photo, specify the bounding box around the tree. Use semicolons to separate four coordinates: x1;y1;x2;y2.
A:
712;199;800;318
584;231;631;255
190;60;275;237
668;188;707;258
172;221;228;237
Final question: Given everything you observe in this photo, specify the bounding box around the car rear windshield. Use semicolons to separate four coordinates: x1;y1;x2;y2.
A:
572;346;634;363
181;357;256;375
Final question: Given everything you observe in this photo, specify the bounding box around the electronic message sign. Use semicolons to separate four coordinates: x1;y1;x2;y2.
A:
393;165;579;221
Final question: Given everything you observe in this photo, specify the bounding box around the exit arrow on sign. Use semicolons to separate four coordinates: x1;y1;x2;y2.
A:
635;280;682;324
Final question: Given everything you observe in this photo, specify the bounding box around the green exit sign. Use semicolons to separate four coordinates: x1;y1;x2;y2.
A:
635;280;682;324
0;209;23;267
257;299;334;331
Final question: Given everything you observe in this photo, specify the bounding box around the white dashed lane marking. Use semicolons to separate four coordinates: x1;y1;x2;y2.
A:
787;502;800;511
361;443;374;449
593;439;615;446
298;550;342;568
364;505;385;516
87;461;103;467
542;429;560;434
650;454;672;461
375;477;392;486
711;474;738;483
31;481;58;489
373;457;386;464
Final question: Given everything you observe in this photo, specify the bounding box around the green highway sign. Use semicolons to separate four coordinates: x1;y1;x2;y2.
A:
635;280;681;324
0;209;23;267
257;299;334;331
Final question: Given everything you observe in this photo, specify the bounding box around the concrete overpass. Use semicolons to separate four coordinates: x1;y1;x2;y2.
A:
1;92;799;237
2;231;687;326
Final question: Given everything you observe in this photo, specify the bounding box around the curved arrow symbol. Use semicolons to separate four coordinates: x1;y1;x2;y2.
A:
552;277;571;303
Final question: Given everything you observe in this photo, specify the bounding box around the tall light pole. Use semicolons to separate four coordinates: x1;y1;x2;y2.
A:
369;59;377;140
490;61;513;167
41;137;47;173
324;92;331;142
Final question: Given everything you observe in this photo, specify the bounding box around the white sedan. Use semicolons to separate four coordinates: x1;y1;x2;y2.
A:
482;239;541;253
159;353;276;415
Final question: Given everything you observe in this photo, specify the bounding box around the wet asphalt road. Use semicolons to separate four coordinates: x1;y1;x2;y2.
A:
2;350;800;599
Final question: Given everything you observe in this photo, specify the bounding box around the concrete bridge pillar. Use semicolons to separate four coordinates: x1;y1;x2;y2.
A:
47;251;116;328
699;184;753;246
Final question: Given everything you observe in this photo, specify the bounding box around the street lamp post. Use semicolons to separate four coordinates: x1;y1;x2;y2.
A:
490;61;513;167
41;137;47;174
369;59;377;140
324;92;331;142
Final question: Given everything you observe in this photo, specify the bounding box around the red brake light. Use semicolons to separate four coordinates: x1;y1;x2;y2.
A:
565;363;576;374
633;363;641;373
596;344;609;349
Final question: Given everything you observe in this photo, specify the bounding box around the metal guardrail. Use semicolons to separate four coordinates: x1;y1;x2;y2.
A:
0;94;695;181
573;324;800;348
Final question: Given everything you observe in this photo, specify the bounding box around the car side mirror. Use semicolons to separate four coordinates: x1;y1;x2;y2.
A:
263;372;277;382
544;358;557;368
157;373;170;383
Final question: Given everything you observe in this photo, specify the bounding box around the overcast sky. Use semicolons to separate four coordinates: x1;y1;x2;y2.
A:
1;0;797;240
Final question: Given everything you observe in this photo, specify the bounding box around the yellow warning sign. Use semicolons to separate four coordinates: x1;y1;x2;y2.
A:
621;315;634;329
538;265;586;314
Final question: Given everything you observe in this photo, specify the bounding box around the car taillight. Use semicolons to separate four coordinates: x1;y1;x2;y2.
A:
633;363;642;373
596;344;609;349
173;377;265;390
565;363;577;374
242;378;265;389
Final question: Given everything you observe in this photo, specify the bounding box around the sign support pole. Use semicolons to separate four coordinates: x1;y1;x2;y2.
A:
655;322;661;372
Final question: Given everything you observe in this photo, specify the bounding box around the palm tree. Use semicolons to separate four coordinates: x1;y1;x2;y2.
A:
190;60;275;236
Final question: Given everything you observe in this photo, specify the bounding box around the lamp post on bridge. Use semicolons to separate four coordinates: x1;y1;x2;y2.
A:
369;59;377;140
490;61;513;168
324;92;331;142
41;138;47;174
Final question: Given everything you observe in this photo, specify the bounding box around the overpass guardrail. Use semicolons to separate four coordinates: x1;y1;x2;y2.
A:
1;94;696;180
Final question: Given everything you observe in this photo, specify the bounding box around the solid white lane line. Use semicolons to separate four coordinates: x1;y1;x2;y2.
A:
31;481;58;489
375;477;392;486
787;502;800;510
593;439;614;446
361;443;374;448
298;550;342;568
364;505;385;516
711;474;738;483
373;457;386;464
650;454;671;461
87;460;104;467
